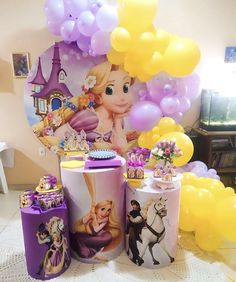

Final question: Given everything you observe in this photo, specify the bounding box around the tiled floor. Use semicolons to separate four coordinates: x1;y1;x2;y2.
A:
0;190;21;232
0;190;235;282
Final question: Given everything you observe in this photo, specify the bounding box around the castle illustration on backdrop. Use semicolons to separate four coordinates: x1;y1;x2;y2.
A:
29;43;73;120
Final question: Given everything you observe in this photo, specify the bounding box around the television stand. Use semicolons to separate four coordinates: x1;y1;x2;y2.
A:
193;128;236;188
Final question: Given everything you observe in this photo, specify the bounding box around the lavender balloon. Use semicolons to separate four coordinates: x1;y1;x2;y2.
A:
178;96;191;113
47;20;62;35
44;0;66;23
129;101;162;131
184;73;201;101
96;5;118;32
77;10;98;36
76;34;91;52
89;0;104;14
169;111;183;123
180;161;220;179
160;96;180;115
61;20;80;41
66;0;88;18
91;30;111;55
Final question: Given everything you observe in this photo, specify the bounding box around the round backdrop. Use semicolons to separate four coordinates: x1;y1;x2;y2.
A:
24;41;138;156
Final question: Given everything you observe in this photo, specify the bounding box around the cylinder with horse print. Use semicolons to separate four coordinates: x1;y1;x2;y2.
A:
125;178;180;268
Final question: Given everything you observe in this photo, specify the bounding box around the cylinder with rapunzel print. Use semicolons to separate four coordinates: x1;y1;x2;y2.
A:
20;203;71;280
125;170;181;269
61;156;126;263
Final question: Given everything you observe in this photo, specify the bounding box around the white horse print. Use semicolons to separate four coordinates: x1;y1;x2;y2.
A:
136;198;174;266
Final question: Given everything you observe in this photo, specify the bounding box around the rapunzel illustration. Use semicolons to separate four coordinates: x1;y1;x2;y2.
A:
70;173;122;261
32;61;136;154
36;217;69;277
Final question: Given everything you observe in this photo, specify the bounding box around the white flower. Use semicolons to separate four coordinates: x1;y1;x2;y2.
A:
84;76;96;89
157;150;164;157
52;115;62;127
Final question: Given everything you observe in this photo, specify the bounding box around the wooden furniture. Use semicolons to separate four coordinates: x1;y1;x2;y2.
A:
193;128;236;187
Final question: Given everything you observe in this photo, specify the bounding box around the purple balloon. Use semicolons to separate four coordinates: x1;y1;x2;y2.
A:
76;34;91;52
160;96;180;115
169;111;183;123
89;0;104;14
91;30;111;55
77;10;98;36
60;20;80;41
138;89;151;101
184;73;201;101
44;0;66;23
129;101;162;131
65;0;88;18
191;167;208;177
178;96;191;113
146;74;177;104
163;83;175;95
47;20;61;35
96;5;118;32
175;78;187;96
192;161;208;171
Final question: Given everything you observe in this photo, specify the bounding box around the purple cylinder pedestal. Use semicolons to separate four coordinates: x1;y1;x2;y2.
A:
125;171;180;269
60;157;126;263
20;203;71;280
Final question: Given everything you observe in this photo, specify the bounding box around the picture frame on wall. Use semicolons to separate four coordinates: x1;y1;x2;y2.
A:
11;52;30;78
224;46;236;63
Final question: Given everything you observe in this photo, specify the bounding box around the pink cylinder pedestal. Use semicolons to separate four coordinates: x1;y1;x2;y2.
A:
60;157;126;263
125;171;180;268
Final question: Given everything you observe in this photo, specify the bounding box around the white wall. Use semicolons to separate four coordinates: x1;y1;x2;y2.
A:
156;0;236;127
0;0;236;184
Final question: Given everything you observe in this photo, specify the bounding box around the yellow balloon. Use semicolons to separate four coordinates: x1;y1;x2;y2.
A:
190;188;215;217
195;222;222;251
110;27;131;52
179;207;195;232
149;134;160;148
214;187;235;199
154;28;172;54
180;184;198;207
137;32;156;55
137;72;153;82
196;178;225;192
181;172;197;186
124;52;142;75
214;196;236;242
138;132;153;149
143;51;163;76
138;134;147;148
158;132;194;166
158;117;176;136
163;37;201;77
118;0;158;33
107;49;125;65
151;126;160;135
175;124;185;133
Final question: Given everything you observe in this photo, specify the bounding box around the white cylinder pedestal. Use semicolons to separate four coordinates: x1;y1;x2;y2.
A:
125;171;180;269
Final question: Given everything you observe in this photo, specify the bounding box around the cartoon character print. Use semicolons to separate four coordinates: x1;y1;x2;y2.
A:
36;217;69;277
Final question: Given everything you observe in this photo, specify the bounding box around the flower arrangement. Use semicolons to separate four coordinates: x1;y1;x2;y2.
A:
151;140;182;165
151;140;182;184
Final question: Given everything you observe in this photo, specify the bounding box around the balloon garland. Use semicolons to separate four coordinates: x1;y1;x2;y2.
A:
44;0;200;80
43;0;236;253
